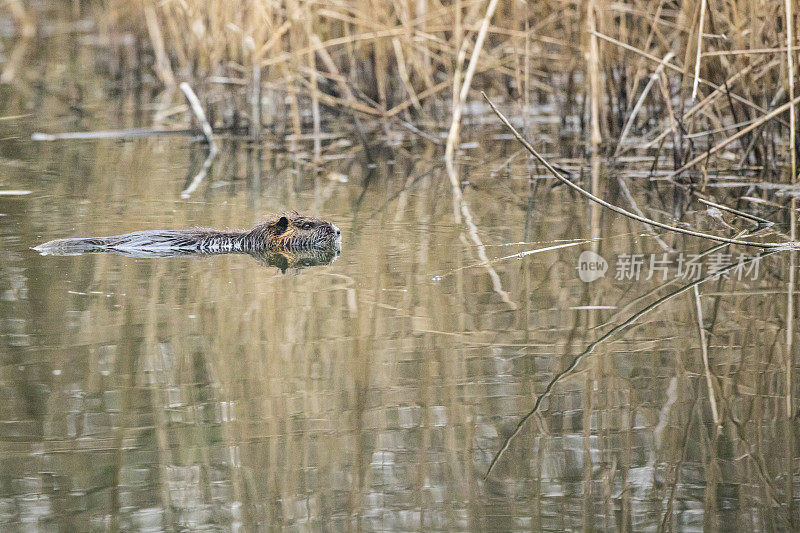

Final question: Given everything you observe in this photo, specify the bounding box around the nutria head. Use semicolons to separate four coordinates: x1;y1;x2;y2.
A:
254;212;342;251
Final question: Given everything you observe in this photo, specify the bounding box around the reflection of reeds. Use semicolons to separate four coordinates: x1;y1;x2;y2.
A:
0;132;795;527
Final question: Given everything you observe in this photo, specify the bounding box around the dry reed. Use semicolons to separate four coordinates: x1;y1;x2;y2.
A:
78;0;792;185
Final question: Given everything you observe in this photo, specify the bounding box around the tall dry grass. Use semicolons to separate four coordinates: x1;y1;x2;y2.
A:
3;1;797;180
91;0;800;183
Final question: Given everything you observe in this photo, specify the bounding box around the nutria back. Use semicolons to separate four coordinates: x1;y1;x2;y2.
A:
34;213;342;257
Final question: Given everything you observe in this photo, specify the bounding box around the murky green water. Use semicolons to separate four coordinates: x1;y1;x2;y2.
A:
2;29;800;533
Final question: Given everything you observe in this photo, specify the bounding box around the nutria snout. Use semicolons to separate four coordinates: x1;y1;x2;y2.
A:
34;212;342;256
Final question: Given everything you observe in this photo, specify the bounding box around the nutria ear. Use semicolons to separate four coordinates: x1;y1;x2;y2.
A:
274;216;289;234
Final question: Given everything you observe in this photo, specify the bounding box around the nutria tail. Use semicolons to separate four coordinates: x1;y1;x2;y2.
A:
33;230;213;256
33;236;119;255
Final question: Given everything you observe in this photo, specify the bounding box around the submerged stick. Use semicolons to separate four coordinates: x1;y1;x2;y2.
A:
696;197;774;227
481;92;797;250
32;128;196;142
179;82;218;198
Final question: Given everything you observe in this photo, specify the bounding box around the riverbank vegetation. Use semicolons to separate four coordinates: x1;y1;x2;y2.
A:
5;1;797;179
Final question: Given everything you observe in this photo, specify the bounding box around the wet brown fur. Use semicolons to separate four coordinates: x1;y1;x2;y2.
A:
245;212;340;250
34;212;341;255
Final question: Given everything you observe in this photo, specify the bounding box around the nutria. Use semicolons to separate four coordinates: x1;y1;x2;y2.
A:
33;213;342;258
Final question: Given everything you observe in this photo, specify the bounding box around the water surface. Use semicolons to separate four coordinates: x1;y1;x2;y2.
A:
1;36;799;533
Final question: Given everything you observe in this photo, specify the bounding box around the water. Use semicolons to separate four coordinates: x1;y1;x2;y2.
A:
1;37;799;533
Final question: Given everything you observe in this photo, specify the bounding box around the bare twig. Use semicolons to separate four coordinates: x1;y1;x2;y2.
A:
179;82;218;199
695;197;774;227
617;176;674;252
179;82;218;155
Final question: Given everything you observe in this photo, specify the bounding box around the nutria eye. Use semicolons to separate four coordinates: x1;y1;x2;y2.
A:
302;223;314;230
